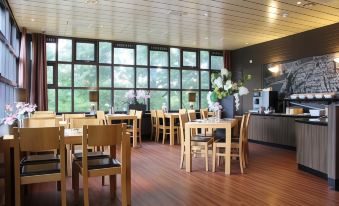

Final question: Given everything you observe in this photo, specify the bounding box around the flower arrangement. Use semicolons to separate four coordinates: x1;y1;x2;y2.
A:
125;90;150;104
208;68;251;111
2;102;37;125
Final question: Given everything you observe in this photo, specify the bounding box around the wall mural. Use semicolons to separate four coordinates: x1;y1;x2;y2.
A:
263;52;339;97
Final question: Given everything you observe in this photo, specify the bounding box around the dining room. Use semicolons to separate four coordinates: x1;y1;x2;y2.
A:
1;0;339;205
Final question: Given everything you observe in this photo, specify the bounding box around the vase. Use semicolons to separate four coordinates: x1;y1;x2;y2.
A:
128;103;146;111
215;95;235;139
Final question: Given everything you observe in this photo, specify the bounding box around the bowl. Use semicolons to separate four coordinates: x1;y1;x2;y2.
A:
298;94;305;99
315;94;323;99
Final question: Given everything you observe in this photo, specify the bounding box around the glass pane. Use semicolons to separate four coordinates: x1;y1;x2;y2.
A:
58;64;72;87
200;91;209;109
114;48;134;65
99;90;112;111
200;51;209;69
150;90;168;110
46;43;56;61
182;91;199;109
114;66;134;88
74;90;90;112
99;42;112;63
170;91;180;110
137;45;148;65
47;65;53;84
76;42;95;61
99;66;112;87
150;51;168;67
114;90;128;112
182;70;199;89
58;39;72;62
74;65;97;87
136;67;148;88
201;71;210;89
47;89;55;112
183;51;196;67
170;48;180;67
170;70;180;89
150;68;168;89
58;89;72;112
211;56;224;70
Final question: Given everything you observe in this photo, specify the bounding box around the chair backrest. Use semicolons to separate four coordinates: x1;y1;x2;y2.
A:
135;111;143;128
23;118;59;128
31;113;56;118
70;118;100;129
200;108;208;119
14;127;64;152
150;110;157;125
63;113;86;122
34;111;55;114
187;111;196;122
238;115;246;146
178;109;186;115
179;113;189;144
96;111;106;125
244;113;251;140
129;110;136;116
83;124;125;147
156;110;165;126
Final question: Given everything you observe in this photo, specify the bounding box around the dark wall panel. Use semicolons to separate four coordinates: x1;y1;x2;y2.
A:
231;22;339;113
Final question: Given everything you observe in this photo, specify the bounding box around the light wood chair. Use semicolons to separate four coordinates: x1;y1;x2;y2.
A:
13;127;66;206
157;110;180;144
31;112;56;118
178;109;187;114
72;124;129;206
212;115;246;174
129;109;136;116
23;118;59;128
179;113;214;171
62;113;86;128
127;110;143;146
69;118;100;129
150;110;158;141
243;113;251;167
34;111;54;114
200;108;209;119
96;110;106;125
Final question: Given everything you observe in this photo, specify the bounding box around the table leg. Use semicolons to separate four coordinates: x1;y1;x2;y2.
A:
133;118;137;148
66;144;72;176
225;125;231;175
127;138;131;205
170;116;174;146
185;125;192;172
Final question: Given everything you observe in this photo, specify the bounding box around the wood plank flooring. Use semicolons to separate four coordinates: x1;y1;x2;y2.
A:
22;142;339;206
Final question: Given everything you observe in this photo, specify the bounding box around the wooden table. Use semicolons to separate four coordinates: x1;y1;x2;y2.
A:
106;114;138;148
184;118;238;175
164;113;179;146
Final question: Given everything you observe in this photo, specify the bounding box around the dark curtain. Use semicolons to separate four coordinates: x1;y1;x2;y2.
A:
18;27;27;89
223;50;231;70
30;33;47;110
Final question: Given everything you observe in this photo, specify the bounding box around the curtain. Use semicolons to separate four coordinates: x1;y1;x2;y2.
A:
18;27;27;89
223;50;231;70
30;33;47;110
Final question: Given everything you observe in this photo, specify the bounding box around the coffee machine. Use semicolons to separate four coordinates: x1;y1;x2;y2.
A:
252;91;278;112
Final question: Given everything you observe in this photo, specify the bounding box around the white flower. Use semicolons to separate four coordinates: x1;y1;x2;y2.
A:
224;80;232;90
125;90;135;100
232;83;238;90
213;77;223;88
234;93;240;111
221;68;229;77
238;86;249;96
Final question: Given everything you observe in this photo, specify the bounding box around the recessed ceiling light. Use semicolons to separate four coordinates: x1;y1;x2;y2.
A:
31;18;35;22
297;1;302;5
204;37;209;40
84;0;98;4
282;12;289;18
245;42;249;45
334;57;339;63
203;13;209;17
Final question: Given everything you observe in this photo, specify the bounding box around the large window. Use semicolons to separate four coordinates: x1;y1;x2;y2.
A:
0;2;19;119
47;37;223;112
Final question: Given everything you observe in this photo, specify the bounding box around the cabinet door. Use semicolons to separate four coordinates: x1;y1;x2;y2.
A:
262;117;270;142
249;116;262;141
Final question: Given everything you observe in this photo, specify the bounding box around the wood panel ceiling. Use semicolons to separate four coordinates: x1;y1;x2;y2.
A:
7;0;339;50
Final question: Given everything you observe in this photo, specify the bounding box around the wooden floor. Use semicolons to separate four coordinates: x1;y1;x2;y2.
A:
22;141;339;206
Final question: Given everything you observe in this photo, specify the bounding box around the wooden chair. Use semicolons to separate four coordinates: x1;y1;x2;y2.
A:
70;118;100;129
179;113;213;171
62;113;86;127
187;110;196;122
243;113;251;167
129;109;136;116
178;109;187;114
156;110;180;144
72;124;129;206
96;110;106;125
23;118;59;128
150;110;158;141
31;112;56;118
14;127;66;206
127;111;143;146
34;111;54;114
212;115;246;174
200;108;209;119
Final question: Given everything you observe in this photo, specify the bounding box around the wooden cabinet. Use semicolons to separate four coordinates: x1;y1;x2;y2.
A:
249;115;296;147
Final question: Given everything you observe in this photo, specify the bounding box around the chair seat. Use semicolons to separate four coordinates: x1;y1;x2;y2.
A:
21;162;60;176
21;154;60;165
75;157;121;170
73;151;109;160
191;135;213;142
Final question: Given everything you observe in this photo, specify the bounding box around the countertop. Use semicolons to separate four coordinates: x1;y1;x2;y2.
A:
295;118;328;126
250;112;319;118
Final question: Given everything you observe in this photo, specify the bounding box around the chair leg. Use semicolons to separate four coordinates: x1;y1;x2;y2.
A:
239;153;244;174
121;167;128;206
212;144;216;172
57;181;61;191
83;176;89;206
162;129;166;144
102;176;105;186
73;166;79;203
109;175;116;200
139;130;142;146
61;174;67;206
180;145;185;169
151;125;154;141
205;144;209;172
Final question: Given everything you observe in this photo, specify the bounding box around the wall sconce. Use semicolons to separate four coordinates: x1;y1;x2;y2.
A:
268;65;280;73
89;91;98;114
334;57;339;63
335;57;339;70
188;92;196;110
15;88;27;103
